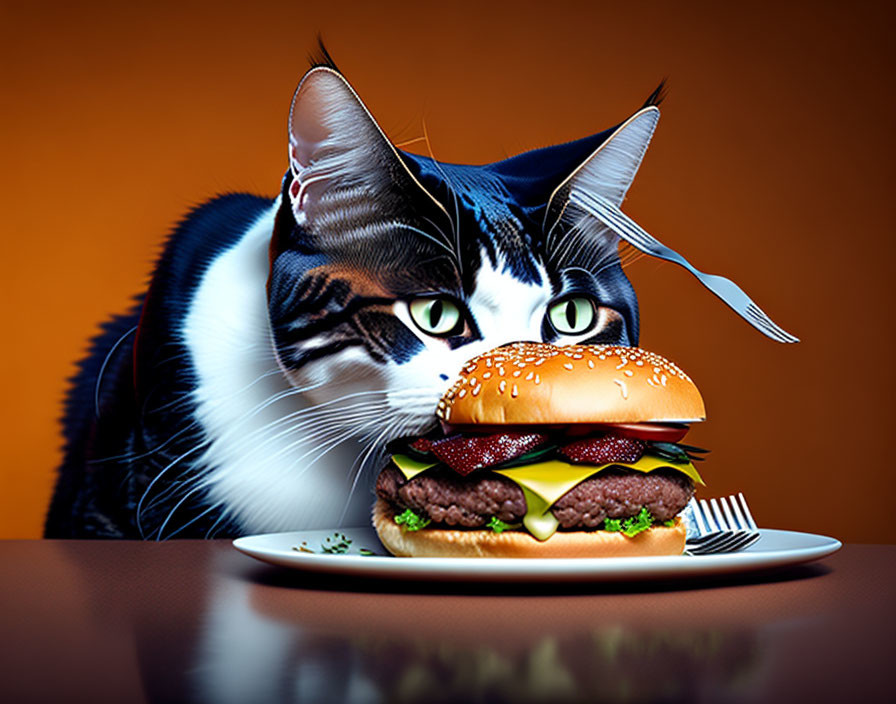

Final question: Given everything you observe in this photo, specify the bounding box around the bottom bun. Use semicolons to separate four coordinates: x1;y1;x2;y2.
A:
373;499;686;558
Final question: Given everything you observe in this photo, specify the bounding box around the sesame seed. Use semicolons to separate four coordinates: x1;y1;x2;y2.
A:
636;360;644;366
535;358;545;366
486;359;493;368
483;371;492;379
525;372;534;380
534;374;541;384
511;384;519;398
660;374;667;386
563;363;574;370
499;380;507;393
513;370;521;377
472;385;481;396
624;369;634;377
469;377;478;386
614;379;629;399
497;366;505;376
458;389;466;398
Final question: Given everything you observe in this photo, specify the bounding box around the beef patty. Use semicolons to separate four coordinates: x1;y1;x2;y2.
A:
376;464;694;530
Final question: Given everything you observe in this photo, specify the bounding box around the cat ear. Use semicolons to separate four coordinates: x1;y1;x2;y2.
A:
544;106;660;237
287;67;446;223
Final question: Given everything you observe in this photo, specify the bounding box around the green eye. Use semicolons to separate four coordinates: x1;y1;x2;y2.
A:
548;297;596;335
409;298;463;336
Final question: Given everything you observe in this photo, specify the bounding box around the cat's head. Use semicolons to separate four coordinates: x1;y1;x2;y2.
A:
267;60;661;443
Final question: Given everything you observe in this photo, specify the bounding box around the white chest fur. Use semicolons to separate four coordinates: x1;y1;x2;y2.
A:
182;202;370;534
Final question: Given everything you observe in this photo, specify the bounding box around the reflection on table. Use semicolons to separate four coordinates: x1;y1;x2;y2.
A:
1;541;892;703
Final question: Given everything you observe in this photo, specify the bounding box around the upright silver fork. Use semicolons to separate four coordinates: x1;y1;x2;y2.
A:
569;189;799;344
683;493;761;555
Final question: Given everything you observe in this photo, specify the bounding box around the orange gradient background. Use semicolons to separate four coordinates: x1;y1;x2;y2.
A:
2;1;893;540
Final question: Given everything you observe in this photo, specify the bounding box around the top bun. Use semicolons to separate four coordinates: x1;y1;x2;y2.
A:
437;342;705;426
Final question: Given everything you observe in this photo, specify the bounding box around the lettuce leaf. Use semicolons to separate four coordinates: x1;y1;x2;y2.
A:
487;516;521;533
394;508;431;531
622;507;654;537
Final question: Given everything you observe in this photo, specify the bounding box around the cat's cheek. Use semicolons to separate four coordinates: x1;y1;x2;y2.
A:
281;346;389;404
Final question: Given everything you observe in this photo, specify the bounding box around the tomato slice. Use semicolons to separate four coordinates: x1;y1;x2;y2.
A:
597;423;689;442
440;420;690;442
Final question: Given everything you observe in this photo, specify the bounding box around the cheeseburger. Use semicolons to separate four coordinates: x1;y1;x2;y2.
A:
374;342;707;557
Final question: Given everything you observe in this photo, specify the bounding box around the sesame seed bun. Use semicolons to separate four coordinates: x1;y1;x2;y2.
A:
373;499;687;558
436;342;705;426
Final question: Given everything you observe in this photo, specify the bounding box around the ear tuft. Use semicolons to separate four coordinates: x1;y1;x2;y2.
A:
641;79;668;109
308;35;340;72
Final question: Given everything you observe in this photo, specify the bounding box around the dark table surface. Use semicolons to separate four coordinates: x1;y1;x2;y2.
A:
0;539;893;704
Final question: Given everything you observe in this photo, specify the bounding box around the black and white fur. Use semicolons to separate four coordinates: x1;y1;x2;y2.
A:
45;56;662;538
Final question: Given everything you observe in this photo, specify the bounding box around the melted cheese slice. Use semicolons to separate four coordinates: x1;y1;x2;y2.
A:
516;485;560;540
391;454;438;479
494;457;703;540
391;452;703;542
494;455;703;505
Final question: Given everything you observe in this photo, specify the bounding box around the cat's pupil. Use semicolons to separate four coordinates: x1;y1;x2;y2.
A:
565;300;577;328
429;300;443;327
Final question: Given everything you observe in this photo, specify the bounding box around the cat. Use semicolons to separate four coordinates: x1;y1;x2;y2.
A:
45;48;664;539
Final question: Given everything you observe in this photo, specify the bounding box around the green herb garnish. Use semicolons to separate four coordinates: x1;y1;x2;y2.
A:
663;519;676;528
394;508;431;531
603;518;623;532
358;548;376;556
602;508;662;536
621;507;655;537
320;533;353;554
487;516;521;533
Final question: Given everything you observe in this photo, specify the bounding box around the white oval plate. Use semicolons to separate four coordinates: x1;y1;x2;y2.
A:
233;528;841;583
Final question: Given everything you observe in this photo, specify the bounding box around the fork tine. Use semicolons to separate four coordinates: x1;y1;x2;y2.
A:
744;307;787;342
737;492;759;531
696;532;750;554
709;498;729;531
746;304;800;343
744;305;798;344
728;494;748;530
700;499;720;532
739;533;761;551
688;497;710;536
719;496;739;530
723;533;760;553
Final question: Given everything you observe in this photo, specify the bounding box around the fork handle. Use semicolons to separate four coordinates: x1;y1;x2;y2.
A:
569;190;799;343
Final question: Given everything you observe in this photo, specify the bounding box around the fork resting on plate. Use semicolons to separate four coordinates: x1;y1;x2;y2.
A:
682;493;761;555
